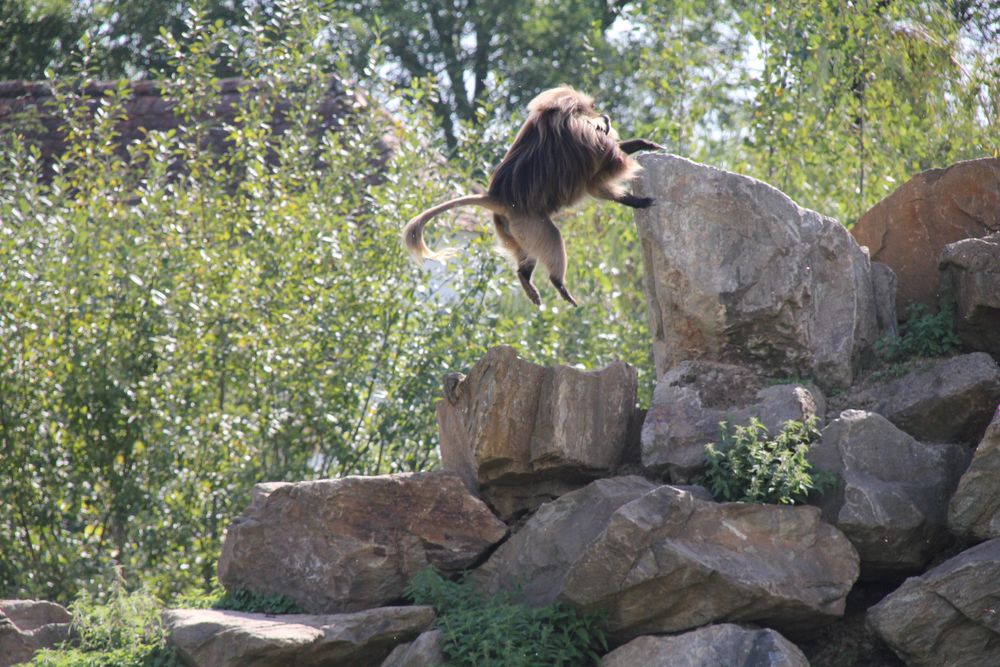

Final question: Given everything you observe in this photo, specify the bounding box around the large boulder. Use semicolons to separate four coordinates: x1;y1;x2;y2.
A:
0;600;72;667
870;352;1000;444
851;157;1000;314
867;538;1000;667
437;345;638;517
379;630;444;667
165;606;434;667
939;232;1000;357
809;410;969;576
474;477;859;641
601;624;808;667
949;411;1000;540
218;472;506;614
633;154;880;389
641;361;824;482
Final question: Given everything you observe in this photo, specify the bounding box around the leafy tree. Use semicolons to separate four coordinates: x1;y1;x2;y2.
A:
0;0;81;79
0;0;261;80
729;0;999;222
342;0;630;146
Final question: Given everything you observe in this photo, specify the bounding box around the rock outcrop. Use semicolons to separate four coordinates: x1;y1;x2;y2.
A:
641;360;824;482
868;538;1000;667
218;472;506;614
809;410;969;576
851;157;1000;314
633;154;880;389
949;411;1000;540
97;156;1000;665
474;477;859;641
869;352;1000;444
437;345;638;517
0;600;72;667
379;630;444;667
601;624;809;667
939;232;1000;357
165;606;434;667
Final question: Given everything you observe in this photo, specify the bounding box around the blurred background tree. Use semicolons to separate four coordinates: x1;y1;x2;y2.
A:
0;0;997;605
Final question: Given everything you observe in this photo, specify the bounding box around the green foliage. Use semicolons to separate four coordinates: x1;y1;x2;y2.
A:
211;588;304;614
404;569;608;667
340;0;625;146
27;646;179;667
876;303;961;362
0;1;653;605
0;0;81;80
0;0;256;80
700;418;834;505
170;585;302;613
27;572;180;667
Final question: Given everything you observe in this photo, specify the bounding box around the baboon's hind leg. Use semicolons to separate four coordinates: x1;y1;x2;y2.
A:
494;214;541;305
517;259;540;306
510;214;578;307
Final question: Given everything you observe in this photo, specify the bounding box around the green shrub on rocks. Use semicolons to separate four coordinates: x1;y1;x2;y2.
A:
876;302;961;362
700;417;834;505
209;587;304;615
27;575;180;667
404;568;607;667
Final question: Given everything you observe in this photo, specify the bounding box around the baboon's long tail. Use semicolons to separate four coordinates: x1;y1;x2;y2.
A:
402;194;506;263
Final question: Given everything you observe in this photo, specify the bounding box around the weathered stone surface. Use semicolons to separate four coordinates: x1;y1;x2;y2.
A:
438;345;638;516
851;157;1000;314
641;361;824;482
475;477;859;641
871;261;899;338
949;411;1000;540
867;538;1000;667
0;600;72;667
633;154;879;389
871;352;1000;443
165;606;434;667
940;232;1000;356
218;472;506;614
379;630;444;667
810;410;969;576
601;624;809;667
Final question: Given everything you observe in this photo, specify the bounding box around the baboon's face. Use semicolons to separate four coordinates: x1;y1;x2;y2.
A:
587;113;620;141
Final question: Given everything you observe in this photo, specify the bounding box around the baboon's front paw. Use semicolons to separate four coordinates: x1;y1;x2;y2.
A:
633;197;655;208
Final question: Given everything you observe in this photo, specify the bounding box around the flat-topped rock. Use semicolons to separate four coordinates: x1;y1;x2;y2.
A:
218;472;506;613
165;606;435;667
